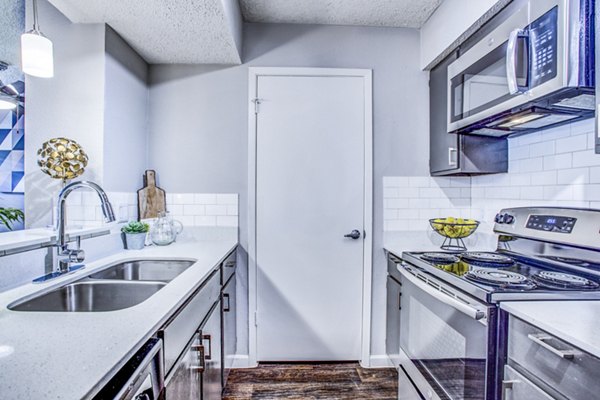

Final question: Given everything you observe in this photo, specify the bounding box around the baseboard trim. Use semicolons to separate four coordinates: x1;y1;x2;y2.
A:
232;354;256;369
366;354;393;368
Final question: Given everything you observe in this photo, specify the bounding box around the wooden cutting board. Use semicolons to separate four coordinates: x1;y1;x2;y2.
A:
137;170;166;220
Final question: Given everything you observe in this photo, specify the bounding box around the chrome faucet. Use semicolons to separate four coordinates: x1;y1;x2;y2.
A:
55;181;116;273
33;181;116;283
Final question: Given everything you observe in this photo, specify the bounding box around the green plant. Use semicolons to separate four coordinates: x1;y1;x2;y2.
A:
0;208;24;231
121;221;150;234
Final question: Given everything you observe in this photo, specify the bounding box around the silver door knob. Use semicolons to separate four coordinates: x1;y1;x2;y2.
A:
344;230;361;239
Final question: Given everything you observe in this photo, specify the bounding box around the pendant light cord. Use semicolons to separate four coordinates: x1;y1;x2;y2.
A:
32;0;40;32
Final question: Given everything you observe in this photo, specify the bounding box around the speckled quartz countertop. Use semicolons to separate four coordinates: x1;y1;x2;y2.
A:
501;301;600;358
0;229;237;399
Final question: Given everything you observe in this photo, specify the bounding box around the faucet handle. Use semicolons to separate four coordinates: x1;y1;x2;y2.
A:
69;249;85;263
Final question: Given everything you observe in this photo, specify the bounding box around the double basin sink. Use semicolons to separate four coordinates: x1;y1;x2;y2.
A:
9;260;196;312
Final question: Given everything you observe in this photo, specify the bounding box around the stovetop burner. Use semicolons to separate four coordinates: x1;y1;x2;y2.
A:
532;271;600;290
420;252;459;264
460;252;515;267
465;268;534;289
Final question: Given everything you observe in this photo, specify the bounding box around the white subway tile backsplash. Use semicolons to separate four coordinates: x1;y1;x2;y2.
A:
227;205;238;216
383;187;399;198
572;149;600;168
570;118;595;136
590;166;600;183
543;153;572;170
183;204;205;216
384;125;600;234
66;191;238;228
556;134;588;154
509;145;530;161
205;205;228;216
531;141;556;157
216;194;238;205
530;170;557;185
384;198;410;209
557;168;589;185
194;216;217;226
172;193;195;204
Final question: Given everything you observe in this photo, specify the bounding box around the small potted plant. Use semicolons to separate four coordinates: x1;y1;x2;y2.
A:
121;221;150;250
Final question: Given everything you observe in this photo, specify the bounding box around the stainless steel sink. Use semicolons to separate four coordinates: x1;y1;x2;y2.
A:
89;260;195;282
9;281;166;312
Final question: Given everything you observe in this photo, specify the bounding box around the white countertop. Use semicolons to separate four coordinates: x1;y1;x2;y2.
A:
383;230;497;258
0;229;237;399
501;301;600;358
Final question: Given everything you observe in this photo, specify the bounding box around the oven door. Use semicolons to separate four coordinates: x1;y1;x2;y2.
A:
448;0;566;134
398;264;492;400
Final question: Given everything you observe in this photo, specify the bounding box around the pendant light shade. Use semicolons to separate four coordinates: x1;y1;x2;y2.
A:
21;0;54;78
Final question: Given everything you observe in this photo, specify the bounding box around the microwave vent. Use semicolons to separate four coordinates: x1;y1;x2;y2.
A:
553;94;596;110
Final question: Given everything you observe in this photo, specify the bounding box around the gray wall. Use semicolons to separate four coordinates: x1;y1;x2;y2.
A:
103;26;149;192
25;0;106;228
148;22;429;358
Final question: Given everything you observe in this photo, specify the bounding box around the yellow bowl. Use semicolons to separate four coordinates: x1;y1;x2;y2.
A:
429;218;480;239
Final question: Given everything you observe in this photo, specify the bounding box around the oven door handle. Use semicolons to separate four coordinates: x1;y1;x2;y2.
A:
400;266;486;321
506;28;528;95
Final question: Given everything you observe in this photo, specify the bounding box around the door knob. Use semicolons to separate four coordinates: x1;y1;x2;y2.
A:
344;230;361;239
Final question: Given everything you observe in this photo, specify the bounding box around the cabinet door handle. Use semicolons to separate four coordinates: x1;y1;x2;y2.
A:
190;343;205;373
223;293;231;312
448;147;458;166
225;261;235;268
527;333;578;359
202;334;212;360
501;380;518;400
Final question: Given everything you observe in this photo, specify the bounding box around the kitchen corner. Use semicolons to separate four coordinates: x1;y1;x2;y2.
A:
0;226;237;399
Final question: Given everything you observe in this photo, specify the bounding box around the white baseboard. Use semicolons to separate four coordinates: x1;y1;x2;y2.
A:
366;354;393;368
232;354;255;368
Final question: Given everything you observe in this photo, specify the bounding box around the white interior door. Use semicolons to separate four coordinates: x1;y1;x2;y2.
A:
256;73;367;361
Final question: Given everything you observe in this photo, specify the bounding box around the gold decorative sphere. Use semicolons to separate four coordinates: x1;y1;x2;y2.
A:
37;138;88;182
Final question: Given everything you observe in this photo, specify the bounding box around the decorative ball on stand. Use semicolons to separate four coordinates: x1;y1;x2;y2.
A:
37;137;88;184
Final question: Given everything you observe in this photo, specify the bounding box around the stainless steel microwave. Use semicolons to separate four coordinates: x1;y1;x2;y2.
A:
448;0;595;136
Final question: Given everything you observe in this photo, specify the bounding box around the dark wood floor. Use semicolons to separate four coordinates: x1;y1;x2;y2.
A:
223;363;398;399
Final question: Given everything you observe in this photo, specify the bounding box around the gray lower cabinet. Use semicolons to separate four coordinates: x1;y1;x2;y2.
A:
222;272;237;389
161;268;223;400
201;301;223;400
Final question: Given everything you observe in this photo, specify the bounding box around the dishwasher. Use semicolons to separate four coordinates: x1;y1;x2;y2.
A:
93;338;165;400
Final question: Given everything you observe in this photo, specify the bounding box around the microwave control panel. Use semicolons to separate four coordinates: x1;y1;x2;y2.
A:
529;7;558;87
526;215;576;233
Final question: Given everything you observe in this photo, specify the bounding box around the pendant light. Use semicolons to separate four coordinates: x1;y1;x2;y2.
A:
21;0;54;78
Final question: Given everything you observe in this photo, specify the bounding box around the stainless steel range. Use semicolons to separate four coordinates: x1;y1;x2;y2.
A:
392;207;600;400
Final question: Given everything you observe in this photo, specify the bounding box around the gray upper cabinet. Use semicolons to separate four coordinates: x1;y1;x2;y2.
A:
429;50;509;176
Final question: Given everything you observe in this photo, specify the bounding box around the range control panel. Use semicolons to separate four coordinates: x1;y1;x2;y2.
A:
526;215;576;233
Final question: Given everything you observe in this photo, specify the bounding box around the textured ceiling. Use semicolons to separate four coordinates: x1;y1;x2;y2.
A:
239;0;443;28
0;0;24;85
48;0;242;64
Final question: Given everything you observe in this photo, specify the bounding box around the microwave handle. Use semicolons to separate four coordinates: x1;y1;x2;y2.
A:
506;28;528;95
399;264;486;321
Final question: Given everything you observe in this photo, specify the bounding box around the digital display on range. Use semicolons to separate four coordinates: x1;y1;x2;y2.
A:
526;215;576;233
